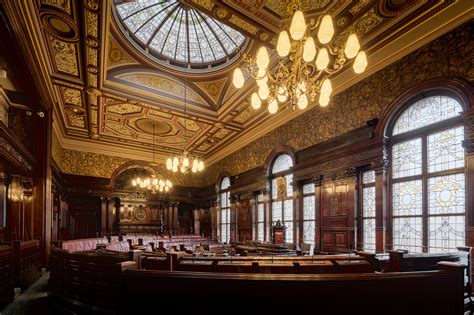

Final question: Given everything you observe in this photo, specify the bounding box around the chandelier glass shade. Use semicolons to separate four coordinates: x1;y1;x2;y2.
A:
132;175;172;193
166;151;204;173
233;1;368;114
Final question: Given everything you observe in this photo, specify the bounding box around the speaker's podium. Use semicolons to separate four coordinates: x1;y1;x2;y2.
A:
272;220;286;244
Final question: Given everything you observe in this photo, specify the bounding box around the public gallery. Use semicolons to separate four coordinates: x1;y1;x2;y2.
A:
0;0;473;314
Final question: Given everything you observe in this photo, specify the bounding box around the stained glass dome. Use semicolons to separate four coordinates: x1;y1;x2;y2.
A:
115;0;247;69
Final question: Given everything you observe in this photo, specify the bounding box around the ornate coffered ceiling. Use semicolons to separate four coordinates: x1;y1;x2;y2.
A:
3;0;473;168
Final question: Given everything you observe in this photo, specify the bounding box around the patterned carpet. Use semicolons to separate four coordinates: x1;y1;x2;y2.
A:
0;273;51;315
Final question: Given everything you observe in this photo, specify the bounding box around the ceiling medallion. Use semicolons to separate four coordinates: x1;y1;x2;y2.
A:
232;0;368;114
166;73;204;174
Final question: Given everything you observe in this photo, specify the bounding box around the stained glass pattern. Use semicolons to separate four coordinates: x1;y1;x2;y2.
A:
393;217;423;252
303;183;315;194
272;201;282;223
271;178;278;200
285;222;293;243
392;96;462;135
428;126;465;173
257;223;264;242
220;208;230;243
303;196;315;220
428;174;465;215
303;221;315;246
362;218;376;252
428;215;465;253
283;200;293;222
392;180;423;216
115;0;246;65
362;187;376;218
257;202;264;241
392;138;422;178
271;154;294;174
362;171;376;184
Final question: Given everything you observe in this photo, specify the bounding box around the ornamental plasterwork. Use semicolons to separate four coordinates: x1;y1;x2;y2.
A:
264;0;331;17
0;136;32;170
50;37;79;75
194;78;229;106
107;39;137;68
41;0;71;14
13;0;469;182
116;73;207;105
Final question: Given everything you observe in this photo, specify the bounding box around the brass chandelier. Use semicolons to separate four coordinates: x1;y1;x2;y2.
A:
132;123;173;193
232;0;368;113
166;73;204;174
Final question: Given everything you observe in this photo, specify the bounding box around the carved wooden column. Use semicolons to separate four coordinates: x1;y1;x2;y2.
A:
230;194;238;242
462;109;474;253
100;197;107;236
172;202;179;235
265;175;271;242
113;197;120;235
372;155;389;253
32;109;52;265
313;176;322;253
293;181;301;246
211;201;217;241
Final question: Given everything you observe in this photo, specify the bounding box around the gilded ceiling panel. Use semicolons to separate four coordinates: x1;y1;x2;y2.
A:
50;37;79;76
107;39;138;68
107;103;143;115
40;0;72;15
194;78;228;107
116;73;208;105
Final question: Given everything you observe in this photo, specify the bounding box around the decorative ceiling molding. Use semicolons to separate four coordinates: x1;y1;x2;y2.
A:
5;0;473;172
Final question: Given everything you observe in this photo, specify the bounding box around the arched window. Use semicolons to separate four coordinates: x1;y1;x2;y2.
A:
389;95;465;253
219;177;231;243
270;154;294;243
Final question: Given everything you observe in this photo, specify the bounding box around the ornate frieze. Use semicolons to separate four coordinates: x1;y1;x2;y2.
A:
0;136;32;171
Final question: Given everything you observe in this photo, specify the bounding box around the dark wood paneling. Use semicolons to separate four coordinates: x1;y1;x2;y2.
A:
237;199;252;241
321;178;355;253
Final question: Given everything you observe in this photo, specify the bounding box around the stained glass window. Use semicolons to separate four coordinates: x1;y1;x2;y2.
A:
272;154;294;174
257;199;264;242
115;0;246;67
272;201;282;224
219;177;231;243
428;126;465;173
302;183;316;252
392;96;462;135
392;138;422;179
393;217;423;252
361;171;376;252
392;180;423;216
390;95;465;253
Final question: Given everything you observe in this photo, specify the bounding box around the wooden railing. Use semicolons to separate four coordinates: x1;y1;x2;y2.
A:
120;263;465;314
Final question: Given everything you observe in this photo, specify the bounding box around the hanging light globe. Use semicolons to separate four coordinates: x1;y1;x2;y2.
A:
289;10;306;40
276;30;291;57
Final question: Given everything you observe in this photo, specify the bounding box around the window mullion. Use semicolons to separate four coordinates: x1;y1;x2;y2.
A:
422;134;428;253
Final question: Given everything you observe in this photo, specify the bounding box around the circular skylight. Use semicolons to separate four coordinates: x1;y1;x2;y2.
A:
115;0;247;69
